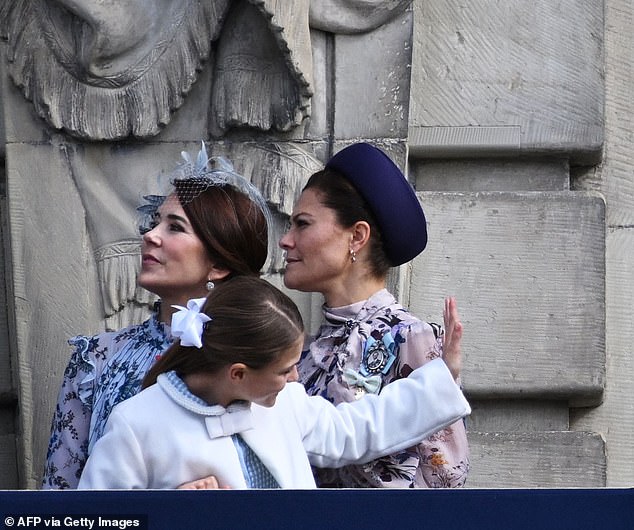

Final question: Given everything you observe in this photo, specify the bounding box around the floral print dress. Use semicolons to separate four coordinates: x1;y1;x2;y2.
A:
42;313;172;489
298;289;470;488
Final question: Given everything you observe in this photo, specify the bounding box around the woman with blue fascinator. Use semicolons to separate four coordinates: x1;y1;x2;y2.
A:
279;142;470;488
42;143;271;489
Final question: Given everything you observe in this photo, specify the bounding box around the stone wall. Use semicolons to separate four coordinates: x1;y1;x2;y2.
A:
408;0;613;487
1;0;632;489
568;0;634;488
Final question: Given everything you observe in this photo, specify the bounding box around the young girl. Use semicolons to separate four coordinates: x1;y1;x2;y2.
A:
78;276;470;490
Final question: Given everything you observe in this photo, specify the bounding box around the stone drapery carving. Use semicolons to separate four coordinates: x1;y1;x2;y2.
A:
1;0;412;328
1;0;411;141
2;0;314;140
1;0;414;487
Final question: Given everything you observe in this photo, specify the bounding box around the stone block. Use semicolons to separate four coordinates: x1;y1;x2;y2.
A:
331;139;408;171
469;400;569;432
0;199;11;396
590;0;634;228
0;84;4;157
0;433;18;489
467;431;606;488
333;10;412;139
409;191;605;406
303;29;329;140
410;0;603;163
571;228;634;486
410;158;570;192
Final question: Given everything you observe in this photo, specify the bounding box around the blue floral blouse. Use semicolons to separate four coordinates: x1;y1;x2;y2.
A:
299;289;470;488
42;314;172;489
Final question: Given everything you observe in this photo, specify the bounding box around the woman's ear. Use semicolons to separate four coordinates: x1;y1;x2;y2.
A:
351;221;371;253
208;264;232;282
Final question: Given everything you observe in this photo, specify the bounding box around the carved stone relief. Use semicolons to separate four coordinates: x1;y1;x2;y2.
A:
1;1;413;486
2;0;315;140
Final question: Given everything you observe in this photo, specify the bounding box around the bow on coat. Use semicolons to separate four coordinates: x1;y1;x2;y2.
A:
342;368;382;394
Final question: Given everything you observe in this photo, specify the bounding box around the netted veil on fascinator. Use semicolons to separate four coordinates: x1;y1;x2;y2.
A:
137;142;273;237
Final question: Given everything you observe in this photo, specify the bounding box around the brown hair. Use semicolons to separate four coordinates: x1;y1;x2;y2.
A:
143;276;304;388
304;168;391;277
175;181;268;278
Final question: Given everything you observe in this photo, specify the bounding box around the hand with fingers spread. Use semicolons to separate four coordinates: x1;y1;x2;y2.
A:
442;297;463;381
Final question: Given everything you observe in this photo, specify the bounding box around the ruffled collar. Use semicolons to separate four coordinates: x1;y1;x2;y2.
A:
157;371;253;439
322;289;396;327
148;309;170;339
305;289;400;380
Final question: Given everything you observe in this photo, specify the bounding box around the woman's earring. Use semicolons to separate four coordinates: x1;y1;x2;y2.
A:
349;249;357;263
206;280;215;291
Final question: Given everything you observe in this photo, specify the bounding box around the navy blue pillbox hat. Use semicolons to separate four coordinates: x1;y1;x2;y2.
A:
325;143;427;266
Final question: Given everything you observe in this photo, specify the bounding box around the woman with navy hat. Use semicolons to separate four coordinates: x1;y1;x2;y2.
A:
279;142;470;488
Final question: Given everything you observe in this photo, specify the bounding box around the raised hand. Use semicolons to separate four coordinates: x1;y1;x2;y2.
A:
442;297;463;381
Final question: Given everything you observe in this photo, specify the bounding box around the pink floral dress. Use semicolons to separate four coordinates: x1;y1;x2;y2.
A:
298;289;470;488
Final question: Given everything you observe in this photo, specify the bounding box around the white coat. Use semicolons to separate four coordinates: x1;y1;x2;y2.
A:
78;358;470;489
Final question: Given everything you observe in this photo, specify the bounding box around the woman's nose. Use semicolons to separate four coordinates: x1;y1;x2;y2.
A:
142;226;160;245
278;230;292;249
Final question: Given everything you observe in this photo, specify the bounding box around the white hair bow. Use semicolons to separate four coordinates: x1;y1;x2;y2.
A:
171;297;212;348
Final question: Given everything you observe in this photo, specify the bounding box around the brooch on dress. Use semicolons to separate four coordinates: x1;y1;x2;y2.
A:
361;331;396;376
343;332;397;400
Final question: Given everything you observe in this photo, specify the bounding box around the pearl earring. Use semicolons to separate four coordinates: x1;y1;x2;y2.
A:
206;280;215;291
349;249;357;263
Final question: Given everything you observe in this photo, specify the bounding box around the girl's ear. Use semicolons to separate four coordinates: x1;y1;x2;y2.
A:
350;220;371;253
229;363;248;381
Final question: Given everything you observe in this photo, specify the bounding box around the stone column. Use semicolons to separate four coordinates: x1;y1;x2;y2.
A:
408;0;606;486
570;0;634;487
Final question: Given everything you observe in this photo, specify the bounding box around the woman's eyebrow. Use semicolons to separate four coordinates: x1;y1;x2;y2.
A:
291;211;311;221
165;213;190;224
